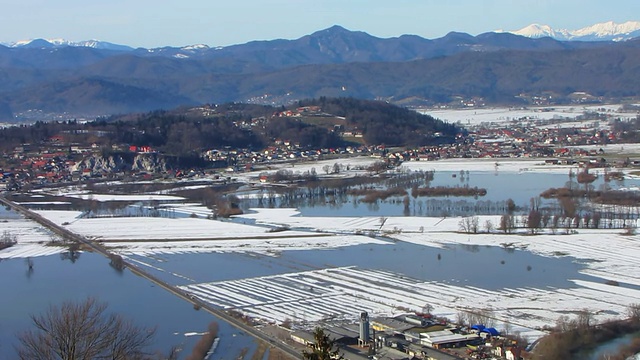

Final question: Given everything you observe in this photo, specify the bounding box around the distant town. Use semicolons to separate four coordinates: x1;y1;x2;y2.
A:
1;102;638;192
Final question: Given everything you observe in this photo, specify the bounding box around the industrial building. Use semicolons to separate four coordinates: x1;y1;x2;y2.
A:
290;311;487;360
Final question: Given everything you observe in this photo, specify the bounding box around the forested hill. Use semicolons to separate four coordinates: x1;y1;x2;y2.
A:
295;97;459;146
0;98;461;154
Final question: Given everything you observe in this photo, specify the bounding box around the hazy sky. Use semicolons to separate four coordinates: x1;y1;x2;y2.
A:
1;0;639;47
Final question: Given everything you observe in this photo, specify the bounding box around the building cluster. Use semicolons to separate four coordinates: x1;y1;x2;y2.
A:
290;312;527;360
1;109;639;192
383;115;631;164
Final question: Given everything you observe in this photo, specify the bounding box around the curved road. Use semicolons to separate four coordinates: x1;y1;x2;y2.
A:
0;196;301;359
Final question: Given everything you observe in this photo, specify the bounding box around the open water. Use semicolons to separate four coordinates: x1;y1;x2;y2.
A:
2;169;640;358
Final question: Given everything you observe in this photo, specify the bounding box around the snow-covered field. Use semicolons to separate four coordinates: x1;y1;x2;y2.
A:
218;159;640;335
567;143;640;156
180;266;549;339
114;235;387;256
420;104;638;127
6;156;640;340
0;215;64;259
32;209;387;257
63;193;185;202
35;210;320;241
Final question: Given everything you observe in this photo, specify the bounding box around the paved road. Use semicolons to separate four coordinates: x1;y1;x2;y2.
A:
0;195;302;360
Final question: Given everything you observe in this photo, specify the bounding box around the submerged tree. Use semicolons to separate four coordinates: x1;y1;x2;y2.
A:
17;297;156;360
302;327;343;360
185;322;219;360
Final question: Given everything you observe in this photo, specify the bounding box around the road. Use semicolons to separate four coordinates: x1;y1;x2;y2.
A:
0;195;302;360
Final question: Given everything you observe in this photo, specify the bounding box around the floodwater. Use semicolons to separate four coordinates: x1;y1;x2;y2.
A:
0;233;618;359
585;332;640;360
0;252;258;360
239;170;639;217
127;241;594;292
2;168;640;358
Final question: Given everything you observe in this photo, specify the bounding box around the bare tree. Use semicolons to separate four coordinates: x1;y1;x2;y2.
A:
575;309;593;330
550;217;558;234
499;214;515;233
17;297;155;360
555;315;572;332
302;327;343;360
459;216;479;234
527;210;542;234
592;212;602;229
627;303;640;323
455;311;468;327
467;308;496;328
422;303;433;316
484;220;494;233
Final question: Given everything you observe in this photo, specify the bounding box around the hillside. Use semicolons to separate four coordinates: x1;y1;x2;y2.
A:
0;98;460;154
1;26;639;120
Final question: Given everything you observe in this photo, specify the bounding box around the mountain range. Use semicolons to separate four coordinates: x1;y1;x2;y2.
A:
0;21;639;121
5;21;640;52
503;21;640;42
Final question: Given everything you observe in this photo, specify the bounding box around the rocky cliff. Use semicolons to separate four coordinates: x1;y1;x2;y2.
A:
72;153;169;173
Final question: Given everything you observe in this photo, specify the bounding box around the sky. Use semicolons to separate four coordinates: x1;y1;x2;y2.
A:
1;0;639;48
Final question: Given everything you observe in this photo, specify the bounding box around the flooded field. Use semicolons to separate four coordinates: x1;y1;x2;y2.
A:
3;158;640;357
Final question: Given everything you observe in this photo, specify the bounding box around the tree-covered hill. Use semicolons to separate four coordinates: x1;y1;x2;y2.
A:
296;97;459;146
0;98;461;154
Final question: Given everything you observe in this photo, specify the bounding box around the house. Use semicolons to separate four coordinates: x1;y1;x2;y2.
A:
505;347;523;360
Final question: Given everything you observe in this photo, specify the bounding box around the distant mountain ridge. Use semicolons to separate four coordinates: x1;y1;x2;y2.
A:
503;20;640;41
3;38;134;51
5;20;639;55
1;24;640;120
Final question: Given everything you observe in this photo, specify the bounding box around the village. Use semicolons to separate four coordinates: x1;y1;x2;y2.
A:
1;105;638;192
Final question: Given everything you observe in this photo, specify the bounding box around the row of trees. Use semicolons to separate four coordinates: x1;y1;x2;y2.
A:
458;212;633;235
532;304;640;360
458;195;639;234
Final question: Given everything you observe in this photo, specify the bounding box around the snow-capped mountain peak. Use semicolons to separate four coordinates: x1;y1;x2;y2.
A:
572;20;640;38
181;44;210;51
503;20;640;42
511;23;570;40
514;24;552;37
3;38;134;51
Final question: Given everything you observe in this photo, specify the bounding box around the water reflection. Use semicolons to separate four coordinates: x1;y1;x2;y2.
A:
0;253;258;360
236;170;640;218
123;241;597;292
60;247;81;263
